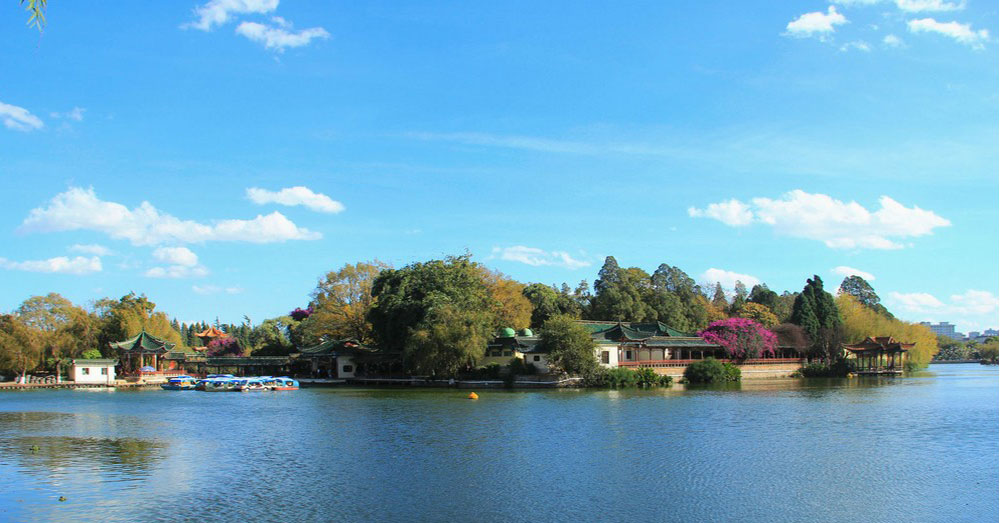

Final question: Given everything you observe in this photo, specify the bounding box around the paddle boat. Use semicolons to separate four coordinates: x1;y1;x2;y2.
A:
204;378;238;392
161;376;198;390
263;377;299;391
234;378;268;392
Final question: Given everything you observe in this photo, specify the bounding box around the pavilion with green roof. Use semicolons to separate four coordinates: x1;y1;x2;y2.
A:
108;330;176;374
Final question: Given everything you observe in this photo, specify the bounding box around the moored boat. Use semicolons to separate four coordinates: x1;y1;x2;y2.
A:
204;378;238;392
161;376;198;390
235;378;268;392
264;377;299;391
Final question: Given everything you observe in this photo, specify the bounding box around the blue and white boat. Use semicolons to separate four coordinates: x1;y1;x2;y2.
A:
161;376;198;390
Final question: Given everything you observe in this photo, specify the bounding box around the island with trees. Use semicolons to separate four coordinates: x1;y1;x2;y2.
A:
0;253;957;388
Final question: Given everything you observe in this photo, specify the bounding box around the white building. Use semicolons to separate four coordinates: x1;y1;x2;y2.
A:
70;359;117;385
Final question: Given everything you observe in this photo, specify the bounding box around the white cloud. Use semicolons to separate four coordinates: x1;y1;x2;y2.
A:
20;187;321;245
246;186;345;213
491;246;590;270
0;100;43;132
193;284;244;295
700;268;761;291
888;291;944;312
883;34;905;47
907;18;989;48
69;243;112;256
687;199;752;226
889;290;998;318
145;265;209;279
50;107;86;121
689;190;950;250
832;266;876;281
147;247;206;278
840;40;872;52
235;21;329;51
785;6;848;39
0;255;101;275
153;246;199;267
895;0;964;12
184;0;279;31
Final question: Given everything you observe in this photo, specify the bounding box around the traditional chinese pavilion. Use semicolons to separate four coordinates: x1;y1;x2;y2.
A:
843;336;914;375
193;326;229;351
109;330;176;374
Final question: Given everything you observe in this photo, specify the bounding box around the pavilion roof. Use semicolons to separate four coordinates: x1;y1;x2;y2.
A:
194;326;228;338
108;330;176;354
297;338;373;356
844;336;915;353
580;320;691;341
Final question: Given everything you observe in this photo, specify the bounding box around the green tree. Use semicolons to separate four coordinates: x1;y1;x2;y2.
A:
0;314;41;381
523;283;580;328
16;293;97;373
838;276;894;319
748;284;778;311
791;276;843;361
538;314;597;375
590;257;654;321
249;316;296;356
94;293;183;352
710;283;728;311
368;254;495;375
650;263;707;331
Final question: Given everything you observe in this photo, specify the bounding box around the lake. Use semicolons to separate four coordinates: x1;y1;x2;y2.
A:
0;364;996;522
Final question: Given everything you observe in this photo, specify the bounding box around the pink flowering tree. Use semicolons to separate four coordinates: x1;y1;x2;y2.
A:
206;336;244;357
290;307;313;322
698;317;778;360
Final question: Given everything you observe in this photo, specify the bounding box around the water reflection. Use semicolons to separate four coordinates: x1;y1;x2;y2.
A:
0;436;165;478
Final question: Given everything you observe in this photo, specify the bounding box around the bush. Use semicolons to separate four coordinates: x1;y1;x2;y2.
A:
507;358;537;376
684;358;740;383
81;349;103;359
582;367;673;388
800;359;856;377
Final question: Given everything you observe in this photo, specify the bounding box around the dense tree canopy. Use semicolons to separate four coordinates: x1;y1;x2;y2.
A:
791;276;843;361
368;254;495;375
538;314;598;375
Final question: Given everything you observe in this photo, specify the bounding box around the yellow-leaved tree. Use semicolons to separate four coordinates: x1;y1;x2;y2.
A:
300;260;389;345
476;268;532;331
836;294;938;368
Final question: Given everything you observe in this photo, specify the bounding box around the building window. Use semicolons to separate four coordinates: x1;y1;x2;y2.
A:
81;368;90;375
601;351;610;364
533;355;540;362
625;350;633;360
342;365;353;373
502;350;512;357
101;368;108;375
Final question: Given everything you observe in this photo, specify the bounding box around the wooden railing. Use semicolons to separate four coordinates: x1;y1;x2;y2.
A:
619;358;804;368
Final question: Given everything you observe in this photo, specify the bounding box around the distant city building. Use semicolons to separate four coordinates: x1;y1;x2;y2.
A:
919;321;964;340
966;328;998;344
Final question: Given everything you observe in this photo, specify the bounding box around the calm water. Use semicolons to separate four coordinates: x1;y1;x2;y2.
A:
0;364;996;523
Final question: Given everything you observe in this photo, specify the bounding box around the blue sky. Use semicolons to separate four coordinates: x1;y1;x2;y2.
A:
1;1;997;332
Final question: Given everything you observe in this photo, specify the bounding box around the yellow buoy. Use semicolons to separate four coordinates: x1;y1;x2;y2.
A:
468;392;479;400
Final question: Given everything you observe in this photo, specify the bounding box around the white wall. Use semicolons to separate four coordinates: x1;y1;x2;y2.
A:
597;345;619;368
71;362;115;384
336;355;356;378
525;353;549;373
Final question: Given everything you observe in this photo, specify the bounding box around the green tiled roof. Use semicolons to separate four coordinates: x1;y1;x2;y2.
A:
643;337;717;348
297;338;373;356
577;320;693;341
108;330;176;354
